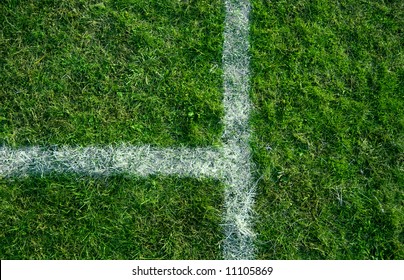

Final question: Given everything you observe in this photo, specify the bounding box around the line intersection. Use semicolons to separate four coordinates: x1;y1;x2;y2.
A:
0;0;254;260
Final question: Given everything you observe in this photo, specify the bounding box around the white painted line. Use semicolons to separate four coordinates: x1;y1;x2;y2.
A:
221;0;255;260
0;0;254;260
0;145;223;178
0;145;256;260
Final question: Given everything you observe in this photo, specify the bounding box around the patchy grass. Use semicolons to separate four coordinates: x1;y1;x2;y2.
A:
0;175;224;259
251;0;403;259
0;0;224;147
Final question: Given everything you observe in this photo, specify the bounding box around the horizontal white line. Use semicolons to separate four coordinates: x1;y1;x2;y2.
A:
0;142;255;260
0;145;225;178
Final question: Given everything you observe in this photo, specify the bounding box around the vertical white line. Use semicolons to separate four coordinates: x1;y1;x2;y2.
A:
222;0;255;260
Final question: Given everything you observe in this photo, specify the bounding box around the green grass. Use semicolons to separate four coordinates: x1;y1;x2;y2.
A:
0;175;223;259
251;0;403;259
1;0;403;260
0;0;224;147
0;0;225;260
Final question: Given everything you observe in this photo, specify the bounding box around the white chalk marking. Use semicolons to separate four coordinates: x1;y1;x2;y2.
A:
221;0;255;260
0;145;223;178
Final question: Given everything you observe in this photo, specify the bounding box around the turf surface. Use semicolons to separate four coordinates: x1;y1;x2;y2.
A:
251;0;403;259
1;0;403;260
0;0;225;260
0;175;223;259
0;0;224;147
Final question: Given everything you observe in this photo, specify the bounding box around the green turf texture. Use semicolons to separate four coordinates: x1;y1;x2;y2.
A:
251;0;403;259
0;0;225;260
2;0;403;260
0;175;223;259
0;0;224;147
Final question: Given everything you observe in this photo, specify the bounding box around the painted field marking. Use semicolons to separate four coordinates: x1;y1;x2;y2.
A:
0;0;254;260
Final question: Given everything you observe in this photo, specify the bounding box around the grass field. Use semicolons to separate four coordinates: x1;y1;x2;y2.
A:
0;175;223;259
0;0;224;147
1;0;225;259
251;0;403;259
1;0;403;260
